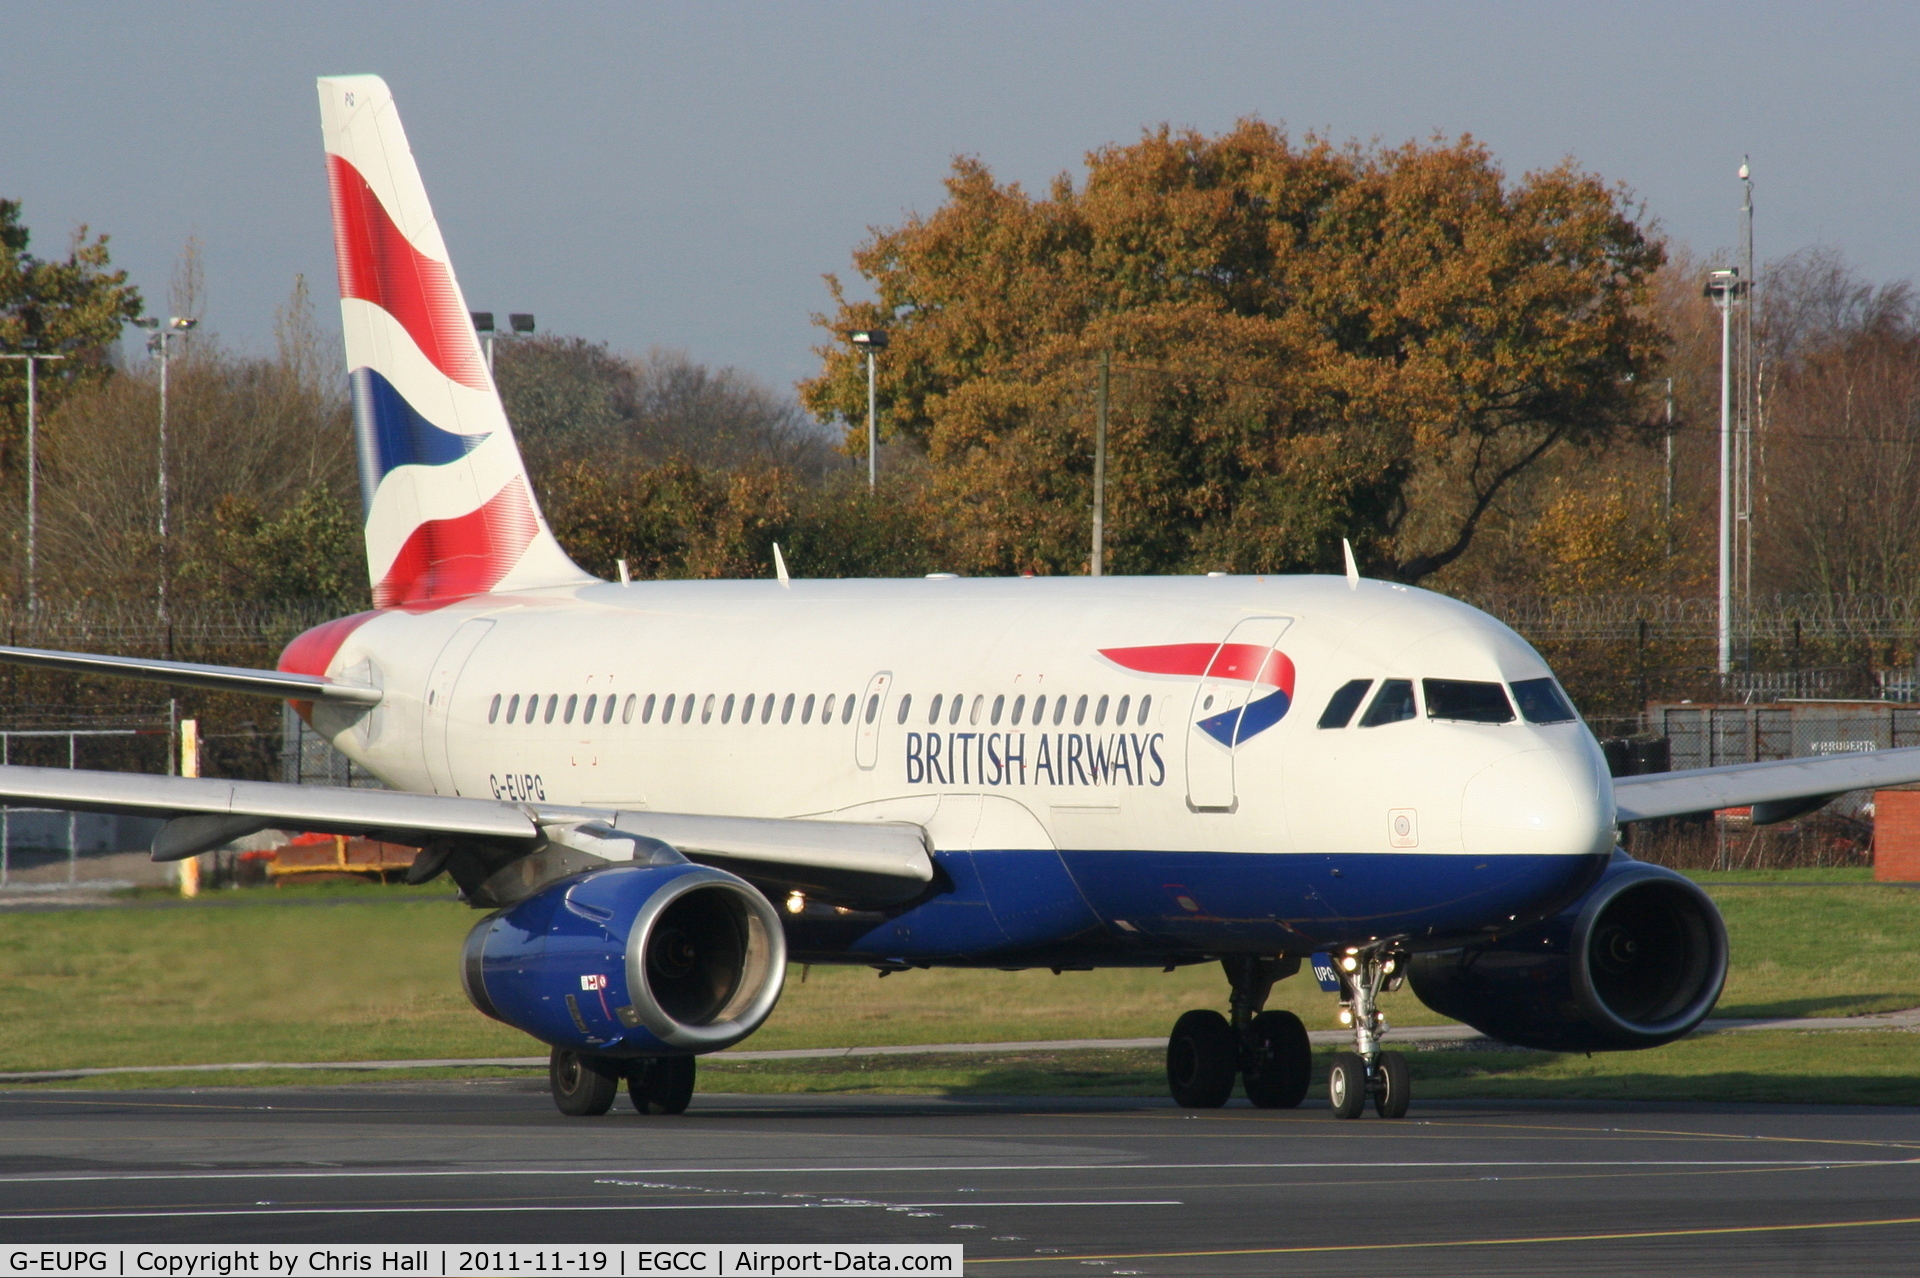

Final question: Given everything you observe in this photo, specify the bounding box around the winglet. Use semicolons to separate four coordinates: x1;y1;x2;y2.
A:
1342;539;1360;591
773;543;791;589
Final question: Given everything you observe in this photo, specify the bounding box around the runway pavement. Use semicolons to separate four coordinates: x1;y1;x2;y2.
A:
3;1082;1920;1275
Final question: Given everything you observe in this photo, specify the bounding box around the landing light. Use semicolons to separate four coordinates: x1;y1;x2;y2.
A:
1341;955;1358;972
785;891;806;915
1339;1009;1353;1026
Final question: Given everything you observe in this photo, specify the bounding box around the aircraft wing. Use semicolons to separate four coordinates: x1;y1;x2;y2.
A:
1613;746;1920;824
0;644;381;704
0;764;933;905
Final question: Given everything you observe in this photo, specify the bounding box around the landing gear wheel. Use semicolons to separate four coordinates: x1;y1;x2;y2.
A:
549;1048;619;1116
1373;1050;1410;1119
1166;1009;1238;1108
1241;1010;1312;1109
1327;1051;1368;1120
627;1056;697;1115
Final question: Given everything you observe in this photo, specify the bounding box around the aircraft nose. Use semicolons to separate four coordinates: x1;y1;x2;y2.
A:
1461;747;1613;859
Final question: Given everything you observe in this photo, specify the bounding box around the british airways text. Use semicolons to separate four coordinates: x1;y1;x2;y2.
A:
906;731;1166;787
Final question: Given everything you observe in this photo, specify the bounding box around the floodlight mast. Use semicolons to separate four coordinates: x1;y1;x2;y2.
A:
135;316;197;628
850;330;888;491
0;346;66;616
1705;267;1742;677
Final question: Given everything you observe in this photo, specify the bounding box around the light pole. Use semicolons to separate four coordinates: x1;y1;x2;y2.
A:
0;347;65;616
1092;350;1109;577
135;316;196;626
1705;268;1742;677
850;330;887;491
471;311;535;375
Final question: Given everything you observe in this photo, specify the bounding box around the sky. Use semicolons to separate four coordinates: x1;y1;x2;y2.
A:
3;3;1916;397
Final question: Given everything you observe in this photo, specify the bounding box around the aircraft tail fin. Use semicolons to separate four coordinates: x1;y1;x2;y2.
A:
317;75;593;607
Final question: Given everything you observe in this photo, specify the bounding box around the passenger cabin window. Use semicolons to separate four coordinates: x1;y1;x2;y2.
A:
1073;694;1088;726
583;694;598;723
631;694;645;724
505;694;520;723
1053;697;1068;726
1137;694;1152;725
604;695;618;725
681;694;696;724
761;694;775;724
488;694;501;724
927;694;943;725
1013;694;1028;725
1115;694;1129;725
1358;679;1416;727
1512;677;1578;724
843;695;858;724
802;694;816;724
970;694;984;725
947;694;962;726
544;695;560;725
1424;679;1514;724
564;694;578;724
782;693;795;724
898;694;914;724
991;694;1005;725
1094;694;1108;726
1318;679;1373;729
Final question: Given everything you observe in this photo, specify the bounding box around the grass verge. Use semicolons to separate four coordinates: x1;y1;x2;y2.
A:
5;871;1920;1098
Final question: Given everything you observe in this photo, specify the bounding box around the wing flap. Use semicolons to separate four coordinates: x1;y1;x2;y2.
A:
0;645;382;704
1614;747;1920;823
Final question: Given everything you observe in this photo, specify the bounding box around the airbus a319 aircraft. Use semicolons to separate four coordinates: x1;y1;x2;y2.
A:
4;75;1916;1120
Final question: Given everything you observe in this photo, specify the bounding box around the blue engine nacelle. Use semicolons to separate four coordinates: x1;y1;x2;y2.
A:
462;863;787;1056
1407;857;1728;1053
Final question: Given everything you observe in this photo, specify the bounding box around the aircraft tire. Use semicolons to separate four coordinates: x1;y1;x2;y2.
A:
1373;1050;1410;1119
1241;1010;1312;1108
1327;1051;1368;1120
1166;1009;1238;1108
549;1048;620;1116
628;1056;697;1115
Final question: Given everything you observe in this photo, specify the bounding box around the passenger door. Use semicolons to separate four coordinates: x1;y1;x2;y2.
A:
1184;616;1291;811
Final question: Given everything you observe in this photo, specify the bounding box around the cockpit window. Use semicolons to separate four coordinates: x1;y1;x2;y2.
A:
1317;679;1373;729
1424;678;1515;724
1511;677;1578;724
1358;679;1416;727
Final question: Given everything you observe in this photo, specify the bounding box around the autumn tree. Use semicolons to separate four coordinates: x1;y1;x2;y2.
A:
801;121;1665;580
0;199;143;480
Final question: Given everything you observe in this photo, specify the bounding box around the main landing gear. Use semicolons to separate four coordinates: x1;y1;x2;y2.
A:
1322;943;1412;1120
548;1048;696;1117
1165;956;1312;1110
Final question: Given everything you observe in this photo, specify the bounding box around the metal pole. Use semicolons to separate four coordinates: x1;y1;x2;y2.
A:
1092;350;1108;577
1717;288;1733;677
157;331;169;626
0;352;60;616
1663;377;1674;561
25;356;34;617
866;349;878;492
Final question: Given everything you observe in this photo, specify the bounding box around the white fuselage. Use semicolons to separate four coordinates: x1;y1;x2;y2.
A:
306;574;1615;868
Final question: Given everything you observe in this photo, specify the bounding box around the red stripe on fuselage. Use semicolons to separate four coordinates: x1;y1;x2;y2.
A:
372;478;539;608
1101;642;1293;691
326;153;487;391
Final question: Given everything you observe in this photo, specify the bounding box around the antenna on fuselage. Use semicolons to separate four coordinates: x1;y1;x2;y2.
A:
1342;539;1360;591
773;543;791;589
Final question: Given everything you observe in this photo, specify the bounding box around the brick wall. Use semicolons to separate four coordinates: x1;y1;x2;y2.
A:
1874;790;1920;881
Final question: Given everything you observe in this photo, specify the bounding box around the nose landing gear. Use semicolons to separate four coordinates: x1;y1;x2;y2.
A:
1164;956;1311;1110
1320;943;1412;1119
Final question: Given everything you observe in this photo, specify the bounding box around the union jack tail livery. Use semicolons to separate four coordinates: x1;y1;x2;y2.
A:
318;75;592;607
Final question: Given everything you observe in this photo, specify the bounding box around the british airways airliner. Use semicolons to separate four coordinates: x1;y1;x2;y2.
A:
1;76;1913;1120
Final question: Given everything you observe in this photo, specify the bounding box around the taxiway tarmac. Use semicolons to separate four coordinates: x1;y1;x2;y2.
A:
2;1082;1919;1276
